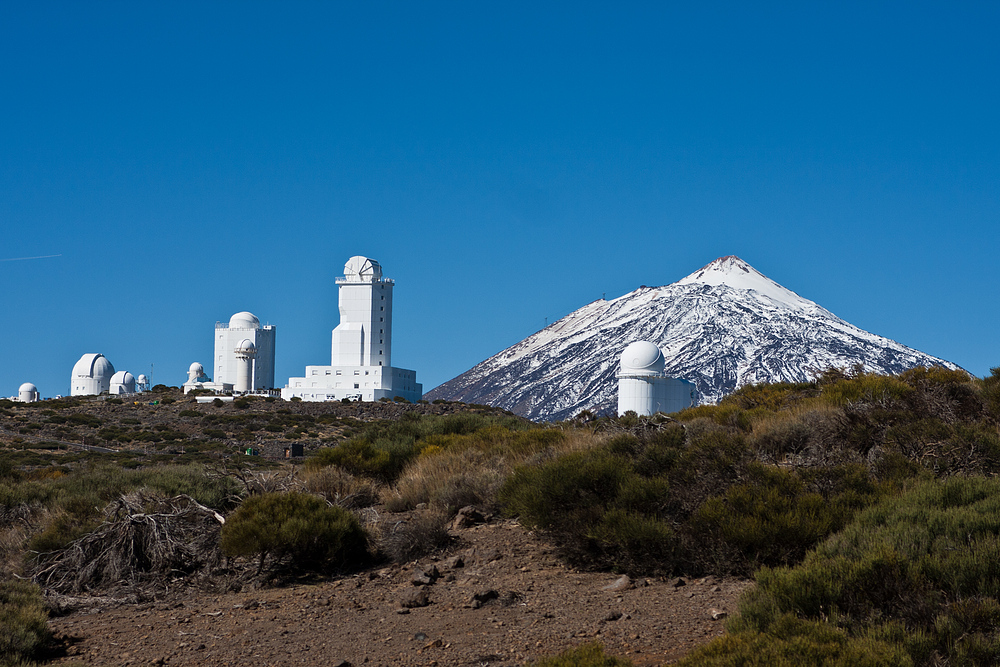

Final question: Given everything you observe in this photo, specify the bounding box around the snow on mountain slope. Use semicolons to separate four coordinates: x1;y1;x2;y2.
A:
425;256;961;422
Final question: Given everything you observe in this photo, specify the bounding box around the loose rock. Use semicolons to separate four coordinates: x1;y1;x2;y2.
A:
602;575;632;592
451;506;487;529
399;589;431;609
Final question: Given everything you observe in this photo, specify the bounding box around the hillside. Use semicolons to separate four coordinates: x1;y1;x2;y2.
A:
425;256;959;421
4;364;1000;666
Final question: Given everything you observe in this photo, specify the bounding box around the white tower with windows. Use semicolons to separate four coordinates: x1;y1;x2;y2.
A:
332;256;393;367
283;256;422;403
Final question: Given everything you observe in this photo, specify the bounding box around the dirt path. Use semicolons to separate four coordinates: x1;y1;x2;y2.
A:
49;520;749;666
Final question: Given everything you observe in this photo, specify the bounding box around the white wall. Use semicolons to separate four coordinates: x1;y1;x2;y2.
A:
214;323;276;390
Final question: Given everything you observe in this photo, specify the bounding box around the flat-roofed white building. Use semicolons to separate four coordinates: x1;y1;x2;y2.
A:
282;256;422;403
215;312;275;391
185;312;276;394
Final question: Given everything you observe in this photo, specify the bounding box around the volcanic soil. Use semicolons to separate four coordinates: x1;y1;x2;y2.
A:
48;516;749;667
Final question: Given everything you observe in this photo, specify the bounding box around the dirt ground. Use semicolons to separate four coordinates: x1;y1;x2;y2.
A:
47;519;750;667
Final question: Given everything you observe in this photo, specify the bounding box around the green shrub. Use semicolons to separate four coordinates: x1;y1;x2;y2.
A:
309;439;414;483
677;614;911;667
220;492;368;574
68;412;101;428
727;476;1000;665
688;463;872;573
500;448;677;573
531;643;633;666
0;580;52;664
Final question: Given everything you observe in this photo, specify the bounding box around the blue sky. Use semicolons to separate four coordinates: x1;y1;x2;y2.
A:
2;2;998;398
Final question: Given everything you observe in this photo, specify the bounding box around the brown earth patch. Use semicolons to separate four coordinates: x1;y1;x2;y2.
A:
48;518;749;667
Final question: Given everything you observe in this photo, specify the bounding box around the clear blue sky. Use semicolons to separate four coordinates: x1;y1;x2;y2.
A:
2;2;998;398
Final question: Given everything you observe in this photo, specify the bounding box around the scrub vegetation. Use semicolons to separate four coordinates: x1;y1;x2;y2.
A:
3;366;1000;665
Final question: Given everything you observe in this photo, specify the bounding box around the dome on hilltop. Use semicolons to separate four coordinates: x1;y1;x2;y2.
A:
72;353;115;380
620;341;665;375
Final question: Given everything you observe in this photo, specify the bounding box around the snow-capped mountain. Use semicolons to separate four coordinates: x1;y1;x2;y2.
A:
424;256;961;422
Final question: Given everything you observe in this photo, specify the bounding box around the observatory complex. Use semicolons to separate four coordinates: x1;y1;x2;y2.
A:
183;311;276;394
282;256;422;403
70;353;145;397
617;341;696;416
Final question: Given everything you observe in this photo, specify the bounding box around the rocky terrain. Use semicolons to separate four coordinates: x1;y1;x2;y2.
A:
47;516;748;667
2;392;748;666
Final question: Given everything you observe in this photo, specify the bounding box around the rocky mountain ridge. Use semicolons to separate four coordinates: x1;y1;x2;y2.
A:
425;256;960;421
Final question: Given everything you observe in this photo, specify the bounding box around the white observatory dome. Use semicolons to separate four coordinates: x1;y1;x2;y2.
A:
235;339;257;355
72;353;115;380
70;353;116;396
344;256;382;282
110;371;135;384
18;382;39;403
109;371;136;395
620;341;665;375
189;362;204;375
228;311;260;329
137;374;148;384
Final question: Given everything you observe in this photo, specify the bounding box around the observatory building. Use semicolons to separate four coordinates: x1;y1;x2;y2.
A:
183;312;276;394
71;353;116;396
617;341;697;416
18;383;39;403
282;256;422;403
109;371;137;396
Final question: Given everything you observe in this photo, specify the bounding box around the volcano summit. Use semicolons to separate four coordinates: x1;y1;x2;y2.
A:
425;256;961;422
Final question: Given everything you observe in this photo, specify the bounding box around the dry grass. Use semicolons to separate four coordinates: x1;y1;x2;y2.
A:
303;466;381;509
377;510;451;563
381;427;600;514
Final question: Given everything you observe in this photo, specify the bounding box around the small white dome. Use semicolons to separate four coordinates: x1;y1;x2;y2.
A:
19;382;37;393
137;374;148;384
110;371;135;384
620;341;665;375
189;362;205;374
228;311;260;329
235;339;257;354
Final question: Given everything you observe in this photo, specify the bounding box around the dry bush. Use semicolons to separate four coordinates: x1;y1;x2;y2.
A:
377;511;451;563
382;427;599;514
304;466;381;509
382;448;508;513
31;491;225;596
747;403;844;466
